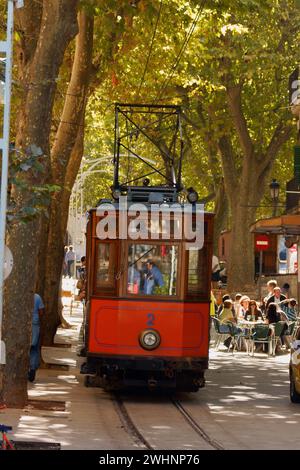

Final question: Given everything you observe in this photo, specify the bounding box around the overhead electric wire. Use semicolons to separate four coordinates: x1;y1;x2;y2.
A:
137;0;163;98
154;0;207;103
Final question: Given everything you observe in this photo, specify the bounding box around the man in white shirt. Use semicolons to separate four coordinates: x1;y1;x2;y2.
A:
266;286;286;308
65;246;76;278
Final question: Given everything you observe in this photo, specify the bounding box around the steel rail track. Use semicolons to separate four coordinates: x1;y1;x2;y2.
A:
113;392;224;451
171;397;224;450
113;393;153;450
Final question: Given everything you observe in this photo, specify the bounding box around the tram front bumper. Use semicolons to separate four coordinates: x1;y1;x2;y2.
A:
81;354;208;374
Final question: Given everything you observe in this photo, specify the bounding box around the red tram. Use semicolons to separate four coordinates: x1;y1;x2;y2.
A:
80;104;214;392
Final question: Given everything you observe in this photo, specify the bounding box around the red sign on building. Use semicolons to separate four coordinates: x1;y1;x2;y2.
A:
255;235;270;252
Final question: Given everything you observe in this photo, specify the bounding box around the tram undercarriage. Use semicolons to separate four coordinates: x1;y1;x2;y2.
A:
81;356;207;392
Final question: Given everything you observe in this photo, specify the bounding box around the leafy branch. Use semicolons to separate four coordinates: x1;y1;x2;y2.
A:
7;144;61;225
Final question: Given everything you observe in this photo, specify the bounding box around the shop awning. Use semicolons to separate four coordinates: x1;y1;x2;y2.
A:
251;214;300;235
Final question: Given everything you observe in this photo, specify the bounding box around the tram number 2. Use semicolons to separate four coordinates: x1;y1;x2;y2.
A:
147;313;155;327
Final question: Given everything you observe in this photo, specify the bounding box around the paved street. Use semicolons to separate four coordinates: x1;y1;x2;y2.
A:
179;349;299;450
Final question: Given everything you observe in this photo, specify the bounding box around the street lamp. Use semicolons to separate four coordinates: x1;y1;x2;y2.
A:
269;179;280;216
0;0;24;365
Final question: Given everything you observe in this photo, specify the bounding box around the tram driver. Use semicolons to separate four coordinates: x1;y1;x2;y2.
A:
143;259;164;295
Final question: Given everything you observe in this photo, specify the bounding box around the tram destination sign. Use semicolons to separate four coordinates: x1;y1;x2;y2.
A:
255;235;270;252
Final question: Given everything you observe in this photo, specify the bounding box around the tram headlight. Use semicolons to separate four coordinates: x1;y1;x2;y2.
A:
187;187;199;204
139;329;161;351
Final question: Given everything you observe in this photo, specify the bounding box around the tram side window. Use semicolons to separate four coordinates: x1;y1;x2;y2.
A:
187;247;208;298
127;244;178;297
95;242;116;292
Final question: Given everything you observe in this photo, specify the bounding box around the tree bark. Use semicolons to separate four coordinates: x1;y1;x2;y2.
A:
217;83;293;291
228;201;256;292
213;180;229;253
41;11;93;345
0;0;78;408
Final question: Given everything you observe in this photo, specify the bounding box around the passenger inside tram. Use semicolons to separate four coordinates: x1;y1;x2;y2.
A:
143;260;164;295
127;244;177;296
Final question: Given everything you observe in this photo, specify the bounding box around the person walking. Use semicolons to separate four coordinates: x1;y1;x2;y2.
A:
28;293;45;382
263;280;278;305
65;246;76;278
63;246;68;277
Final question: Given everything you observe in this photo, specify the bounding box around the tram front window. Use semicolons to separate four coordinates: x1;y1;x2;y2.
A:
127;244;178;296
187;247;208;298
95;242;116;290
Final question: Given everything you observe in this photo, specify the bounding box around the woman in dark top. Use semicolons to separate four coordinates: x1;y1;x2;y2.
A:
266;302;281;324
245;300;263;321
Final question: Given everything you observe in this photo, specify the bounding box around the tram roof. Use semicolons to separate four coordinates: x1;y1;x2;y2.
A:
90;199;213;215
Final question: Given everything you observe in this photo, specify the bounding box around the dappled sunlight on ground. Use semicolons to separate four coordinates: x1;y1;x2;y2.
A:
175;347;300;449
0;293;135;450
1;287;299;449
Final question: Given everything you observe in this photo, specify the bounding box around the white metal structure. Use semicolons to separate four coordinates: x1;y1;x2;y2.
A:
0;1;23;364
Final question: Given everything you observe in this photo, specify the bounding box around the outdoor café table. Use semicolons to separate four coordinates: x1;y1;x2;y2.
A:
237;319;266;354
238;319;265;330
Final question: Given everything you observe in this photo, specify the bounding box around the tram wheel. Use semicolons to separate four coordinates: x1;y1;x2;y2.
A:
176;373;202;393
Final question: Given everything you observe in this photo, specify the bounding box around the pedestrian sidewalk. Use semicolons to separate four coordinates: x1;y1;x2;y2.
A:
0;294;134;450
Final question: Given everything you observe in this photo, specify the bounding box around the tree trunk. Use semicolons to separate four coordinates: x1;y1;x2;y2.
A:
216;82;293;292
1;220;40;407
42;125;86;345
227;201;256;292
0;1;78;408
213;179;229;253
41;11;93;345
41;198;65;345
36;214;49;296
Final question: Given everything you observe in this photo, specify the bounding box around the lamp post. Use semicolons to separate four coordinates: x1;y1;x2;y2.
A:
0;0;24;365
269;179;280;217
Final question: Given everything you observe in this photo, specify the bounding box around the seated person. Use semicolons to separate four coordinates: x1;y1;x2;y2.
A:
265;302;281;324
233;293;242;319
219;299;236;324
239;295;250;318
219;299;241;348
266;302;288;348
280;298;298;322
217;294;235;317
245;300;263;321
210;291;218;317
143;260;164;295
